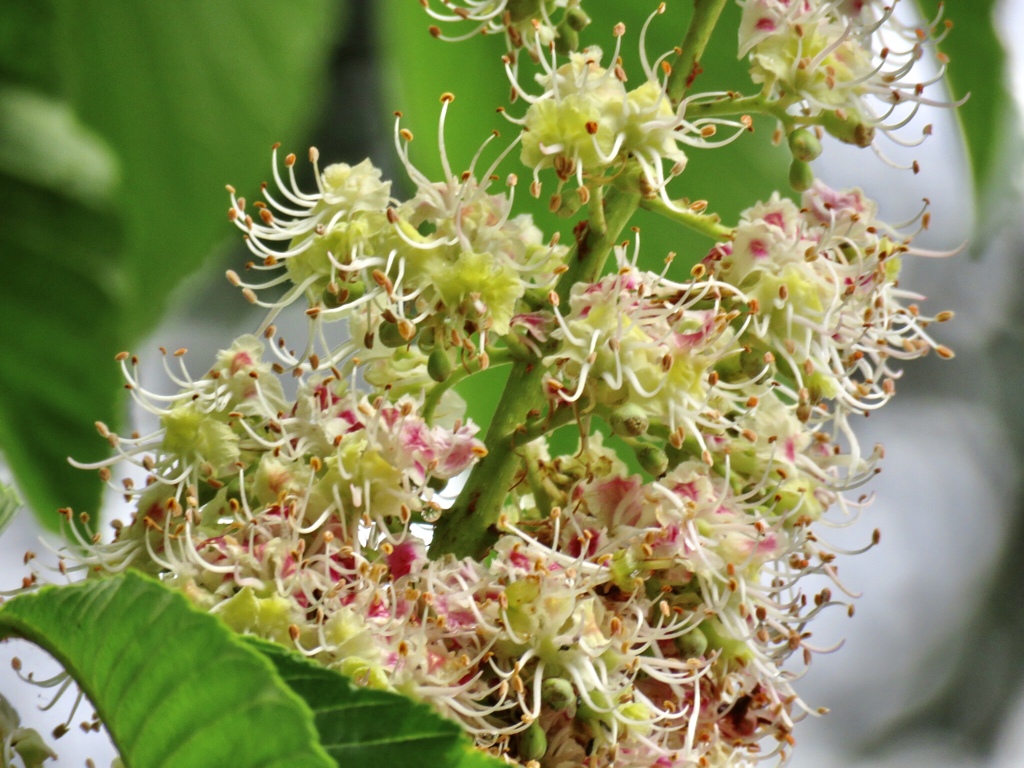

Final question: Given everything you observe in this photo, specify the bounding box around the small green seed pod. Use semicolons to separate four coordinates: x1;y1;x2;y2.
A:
787;128;822;162
427;348;453;383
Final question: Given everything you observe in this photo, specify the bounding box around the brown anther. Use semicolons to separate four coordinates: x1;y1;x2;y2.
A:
372;269;394;294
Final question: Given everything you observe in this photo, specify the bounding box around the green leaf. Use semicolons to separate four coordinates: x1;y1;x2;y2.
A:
0;573;334;768
0;1;350;527
0;480;23;538
0;85;124;528
0;0;61;92
245;639;506;768
52;0;349;332
916;0;1008;196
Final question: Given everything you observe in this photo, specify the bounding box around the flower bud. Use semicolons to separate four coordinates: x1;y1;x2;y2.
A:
507;0;542;23
541;678;576;711
635;443;668;477
417;326;437;352
674;627;708;658
820;109;875;148
519;721;548;761
427;348;453;383
610;404;649;437
789;159;814;192
787;128;822;162
554;24;580;56
378;322;410;348
564;8;590;31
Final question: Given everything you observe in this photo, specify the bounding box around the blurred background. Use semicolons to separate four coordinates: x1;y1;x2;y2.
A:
0;0;1021;765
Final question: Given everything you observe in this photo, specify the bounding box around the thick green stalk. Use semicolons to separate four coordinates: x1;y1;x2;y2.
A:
429;183;642;559
667;0;731;105
429;2;732;560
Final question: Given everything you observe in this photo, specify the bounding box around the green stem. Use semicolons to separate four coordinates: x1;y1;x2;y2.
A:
429;177;642;559
512;400;580;445
667;0;731;105
686;91;801;125
639;196;734;241
422;347;512;422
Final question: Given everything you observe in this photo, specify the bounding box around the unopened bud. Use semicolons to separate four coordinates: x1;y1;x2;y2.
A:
610;404;649;437
427;349;453;383
787;128;822;162
417;326;437;351
541;678;576;711
821;109;875;148
635;443;668;477
789;159;814;192
378;322;410;348
519;721;548;761
554;24;580;56
507;0;542;23
675;627;708;658
565;8;590;31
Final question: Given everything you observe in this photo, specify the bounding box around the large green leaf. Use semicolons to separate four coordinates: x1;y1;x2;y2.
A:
0;1;348;527
0;84;124;530
247;639;505;768
916;0;1008;197
52;0;348;331
0;573;334;768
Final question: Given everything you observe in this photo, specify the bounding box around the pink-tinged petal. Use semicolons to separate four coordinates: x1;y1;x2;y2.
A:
387;539;426;578
229;350;254;375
